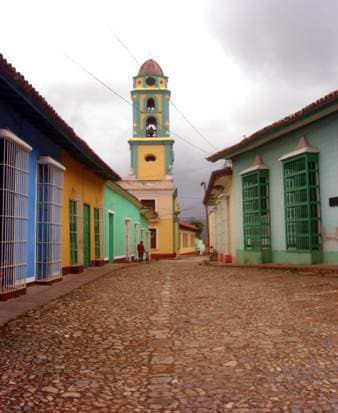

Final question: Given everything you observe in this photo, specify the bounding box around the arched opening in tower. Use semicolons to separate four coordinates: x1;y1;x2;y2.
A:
146;117;157;137
147;98;156;111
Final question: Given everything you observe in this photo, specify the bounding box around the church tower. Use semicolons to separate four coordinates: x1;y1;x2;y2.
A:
130;59;174;179
120;59;179;258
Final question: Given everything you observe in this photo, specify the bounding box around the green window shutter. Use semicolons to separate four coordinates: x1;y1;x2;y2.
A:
69;200;78;265
242;170;271;250
94;208;101;259
283;153;321;251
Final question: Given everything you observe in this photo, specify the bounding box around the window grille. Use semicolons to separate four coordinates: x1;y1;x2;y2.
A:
283;153;321;250
94;208;101;259
36;158;64;282
69;199;78;265
0;131;31;296
242;170;271;250
183;232;189;248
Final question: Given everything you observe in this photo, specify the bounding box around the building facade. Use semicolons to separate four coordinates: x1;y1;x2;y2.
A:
104;181;152;263
0;53;120;300
178;222;198;255
61;151;106;274
208;90;338;265
120;59;178;258
204;168;235;263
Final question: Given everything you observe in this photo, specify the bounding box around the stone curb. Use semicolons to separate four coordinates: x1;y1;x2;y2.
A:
205;260;338;276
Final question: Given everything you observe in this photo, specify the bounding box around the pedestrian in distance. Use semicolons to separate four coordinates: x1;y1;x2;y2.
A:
137;241;145;262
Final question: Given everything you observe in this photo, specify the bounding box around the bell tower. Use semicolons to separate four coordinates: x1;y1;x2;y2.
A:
120;59;180;259
129;59;174;180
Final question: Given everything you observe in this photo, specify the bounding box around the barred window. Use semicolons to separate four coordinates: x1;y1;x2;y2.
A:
183;232;189;248
0;130;31;296
69;199;78;265
242;170;271;250
283;153;321;250
94;208;101;259
36;158;64;282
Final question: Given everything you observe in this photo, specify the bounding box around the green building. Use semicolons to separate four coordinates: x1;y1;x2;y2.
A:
208;89;338;265
104;182;154;262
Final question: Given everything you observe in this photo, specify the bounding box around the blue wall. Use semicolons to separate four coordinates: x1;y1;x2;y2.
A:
0;102;60;281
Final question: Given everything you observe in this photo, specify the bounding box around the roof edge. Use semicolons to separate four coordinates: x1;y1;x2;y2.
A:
207;89;338;162
203;167;232;205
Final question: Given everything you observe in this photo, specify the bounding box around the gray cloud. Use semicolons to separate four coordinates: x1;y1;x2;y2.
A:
208;0;338;86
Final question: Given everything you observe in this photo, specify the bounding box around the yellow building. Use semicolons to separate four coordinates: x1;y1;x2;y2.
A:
61;150;120;274
120;59;178;258
178;222;198;255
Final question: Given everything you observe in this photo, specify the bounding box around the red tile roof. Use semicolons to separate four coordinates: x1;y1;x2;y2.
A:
138;59;164;76
207;88;338;162
203;167;232;205
0;53;121;181
179;222;199;232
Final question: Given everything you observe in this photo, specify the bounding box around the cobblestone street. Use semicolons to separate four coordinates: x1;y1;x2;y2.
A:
0;257;337;412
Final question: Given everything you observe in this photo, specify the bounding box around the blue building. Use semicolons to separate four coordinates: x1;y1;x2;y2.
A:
0;53;119;300
208;90;338;266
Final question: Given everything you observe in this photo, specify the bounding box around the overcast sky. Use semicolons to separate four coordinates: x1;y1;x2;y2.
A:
2;1;338;220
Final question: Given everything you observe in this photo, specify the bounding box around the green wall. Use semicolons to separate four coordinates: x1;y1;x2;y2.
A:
232;111;338;265
104;184;148;261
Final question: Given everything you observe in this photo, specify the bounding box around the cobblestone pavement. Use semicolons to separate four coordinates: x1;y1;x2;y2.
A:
0;258;337;412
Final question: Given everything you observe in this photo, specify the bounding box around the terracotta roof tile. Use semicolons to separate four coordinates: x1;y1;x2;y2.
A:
179;222;199;232
138;59;164;76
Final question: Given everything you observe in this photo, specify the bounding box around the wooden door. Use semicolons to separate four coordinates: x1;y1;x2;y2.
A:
83;204;91;268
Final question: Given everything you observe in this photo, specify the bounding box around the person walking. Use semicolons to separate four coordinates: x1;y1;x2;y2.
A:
137;241;145;262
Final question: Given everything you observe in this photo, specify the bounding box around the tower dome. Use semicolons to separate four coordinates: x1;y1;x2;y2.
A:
138;59;164;76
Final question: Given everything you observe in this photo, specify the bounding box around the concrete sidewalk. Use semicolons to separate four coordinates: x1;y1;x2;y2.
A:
0;263;135;327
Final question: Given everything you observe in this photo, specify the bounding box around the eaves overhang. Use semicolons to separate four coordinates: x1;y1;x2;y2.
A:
0;53;121;181
207;91;338;162
203;167;232;205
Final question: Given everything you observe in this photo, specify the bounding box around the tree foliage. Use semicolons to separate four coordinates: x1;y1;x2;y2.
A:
189;219;204;237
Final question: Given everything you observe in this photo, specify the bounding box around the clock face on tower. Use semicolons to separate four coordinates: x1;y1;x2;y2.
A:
146;77;156;86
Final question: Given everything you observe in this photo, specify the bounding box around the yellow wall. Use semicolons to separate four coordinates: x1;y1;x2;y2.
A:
137;145;165;180
149;218;174;255
179;229;197;255
61;151;104;268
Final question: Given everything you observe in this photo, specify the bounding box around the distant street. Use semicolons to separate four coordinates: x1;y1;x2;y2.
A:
0;258;337;412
